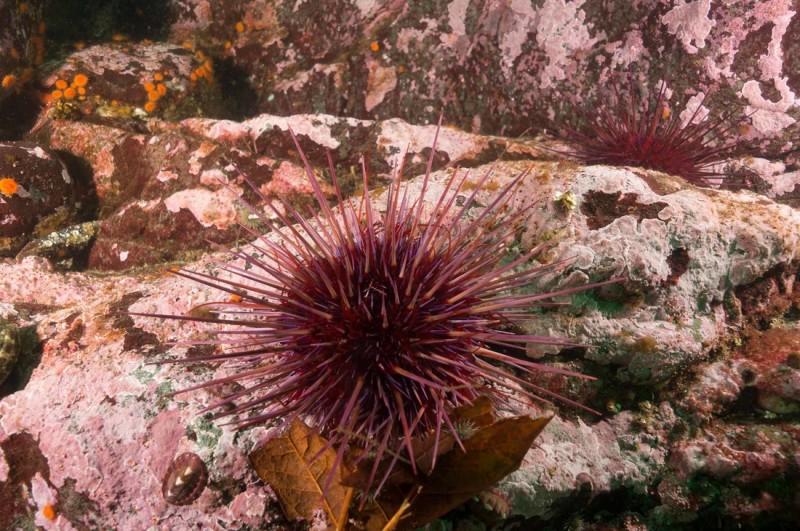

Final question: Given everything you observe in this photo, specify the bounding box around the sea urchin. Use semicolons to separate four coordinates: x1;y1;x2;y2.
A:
552;78;751;187
143;124;620;495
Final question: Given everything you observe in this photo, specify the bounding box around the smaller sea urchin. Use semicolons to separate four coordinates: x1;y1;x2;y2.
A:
552;77;751;187
141;123;621;496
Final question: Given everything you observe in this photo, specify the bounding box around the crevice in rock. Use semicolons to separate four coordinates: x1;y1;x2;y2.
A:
663;247;690;286
580;190;668;230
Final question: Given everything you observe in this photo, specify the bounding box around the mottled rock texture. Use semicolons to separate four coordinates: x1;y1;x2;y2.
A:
0;141;74;256
10;2;794;189
1;0;799;529
37;42;225;125
31;113;527;269
0;0;44;139
2;141;800;527
170;0;798;157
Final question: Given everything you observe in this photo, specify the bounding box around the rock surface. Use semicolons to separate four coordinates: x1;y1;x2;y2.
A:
0;0;44;139
2;147;800;528
0;141;74;256
168;0;799;156
30;112;525;270
1;0;800;529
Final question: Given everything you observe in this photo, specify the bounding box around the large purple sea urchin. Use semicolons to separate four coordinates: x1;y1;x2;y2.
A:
143;124;620;494
553;78;751;187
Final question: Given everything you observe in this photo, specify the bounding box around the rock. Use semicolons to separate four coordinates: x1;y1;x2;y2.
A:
2;128;800;527
0;1;44;139
33;113;521;270
0;141;74;256
167;0;799;161
16;221;99;268
1;0;799;527
32;42;224;129
738;326;800;414
519;165;800;386
660;420;799;525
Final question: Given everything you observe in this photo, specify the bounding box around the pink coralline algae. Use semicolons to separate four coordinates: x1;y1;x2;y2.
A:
0;2;797;526
160;0;798;158
2;146;800;526
661;0;715;54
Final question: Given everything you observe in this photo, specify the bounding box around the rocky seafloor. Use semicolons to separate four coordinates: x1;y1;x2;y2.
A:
1;1;799;530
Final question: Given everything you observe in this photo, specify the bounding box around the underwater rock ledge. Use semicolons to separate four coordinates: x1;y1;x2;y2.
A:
2;120;800;527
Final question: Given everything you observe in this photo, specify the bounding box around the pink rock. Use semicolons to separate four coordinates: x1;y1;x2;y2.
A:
165;0;797;159
4;120;800;526
737;327;800;414
31;113;502;269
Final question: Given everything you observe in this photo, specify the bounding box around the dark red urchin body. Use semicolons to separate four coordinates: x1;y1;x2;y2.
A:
553;78;751;187
141;123;621;495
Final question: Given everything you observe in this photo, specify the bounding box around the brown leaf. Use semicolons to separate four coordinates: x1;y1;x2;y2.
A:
345;395;496;487
340;449;416;491
401;414;552;529
362;505;391;531
342;460;413;530
337;398;552;530
412;431;455;476
249;419;348;525
354;486;418;531
449;395;495;427
408;395;495;473
348;413;552;530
